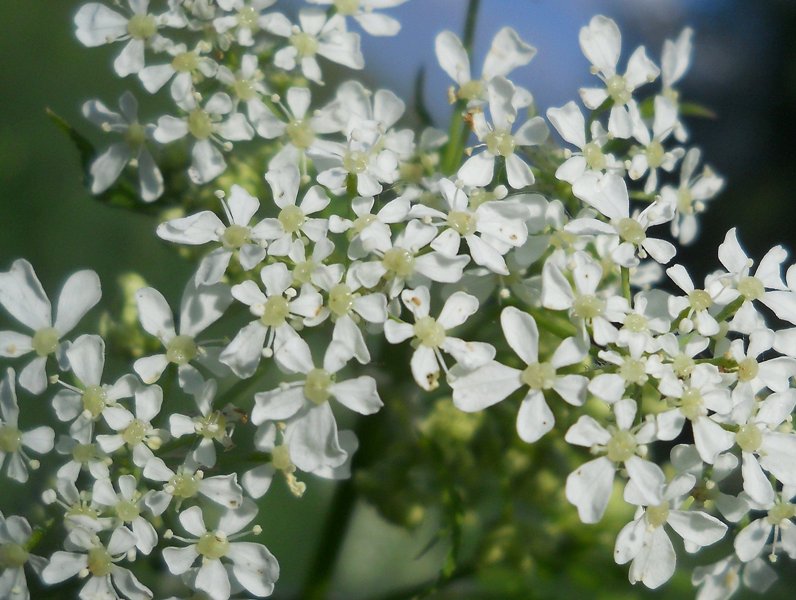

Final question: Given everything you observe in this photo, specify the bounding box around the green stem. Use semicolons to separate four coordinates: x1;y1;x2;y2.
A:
525;306;578;339
440;0;482;176
621;266;631;304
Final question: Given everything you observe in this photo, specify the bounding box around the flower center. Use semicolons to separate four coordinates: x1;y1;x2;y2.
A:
736;423;763;453
737;357;759;382
521;362;556;391
623;313;648;333
617;218;646;245
291;32;318;58
572;294;605;319
0;426;22;453
221;224;250;249
646;140;665;169
619;358;648;385
169;473;200;498
737;276;764;301
197;532;230;560
382;248;415;278
645;502;670;529
583;141;606;170
606;429;637;463
329;283;354;317
122;419;149;447
171;51;199;73
260;296;290;327
343;150;370;174
115;499;140;523
233;77;257;101
334;0;360;15
672;354;695;379
447;210;476;236
125;122;147;148
196;411;227;441
304;368;333;405
87;546;113;577
413;316;446;348
485;128;516;157
285;118;316;149
606;74;631;105
292;261;315;285
278;205;306;234
688;289;712;312
679;387;704;420
767;503;796;526
237;6;259;29
166;335;198;365
0;543;29;569
72;443;98;464
677;187;694;214
188;109;213;140
83;385;108;418
32;326;59;357
457;79;485;101
127;14;157;40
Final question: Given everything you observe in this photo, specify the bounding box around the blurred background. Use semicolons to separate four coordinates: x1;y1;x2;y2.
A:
2;0;796;598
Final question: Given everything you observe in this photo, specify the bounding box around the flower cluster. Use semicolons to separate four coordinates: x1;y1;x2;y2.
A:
2;3;796;599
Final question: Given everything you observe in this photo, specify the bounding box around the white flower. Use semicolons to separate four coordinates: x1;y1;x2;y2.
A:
734;488;796;563
565;399;657;523
435;27;536;104
0;512;47;600
692;553;777;600
655;364;734;464
157;185;270;285
219;262;322;378
83;92;164;202
264;9;364;84
569;172;676;268
256;166;330;256
142;460;243;515
384;286;494;390
138;41;218;102
133;278;232;384
0;368;54;482
329;194;411;259
661;148;724;245
457;76;548;189
42;527;152;599
541;251;627;346
74;0;186;77
307;0;409;37
578;15;660;138
451;306;587;443
546;101;622;184
212;0;277;47
252;337;382;471
660;27;694;143
626;96;684;194
162;500;279;600
92;475;158;555
242;422;357;499
53;334;137;436
411;178;530;275
615;470;727;589
96;384;167;467
0;259;101;394
349;219;470;298
154;92;254;184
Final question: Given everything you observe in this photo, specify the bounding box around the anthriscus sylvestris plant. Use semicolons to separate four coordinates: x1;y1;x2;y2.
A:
4;2;796;599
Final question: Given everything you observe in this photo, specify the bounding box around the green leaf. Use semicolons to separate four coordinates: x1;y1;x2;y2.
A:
679;101;717;119
46;107;95;172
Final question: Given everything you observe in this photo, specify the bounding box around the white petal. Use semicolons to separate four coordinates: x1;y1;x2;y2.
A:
54;270;101;335
330;376;382;415
516;391;554;443
565;456;615;523
0;259;51;330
